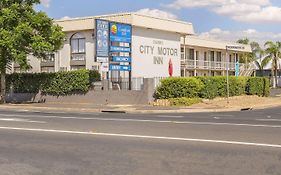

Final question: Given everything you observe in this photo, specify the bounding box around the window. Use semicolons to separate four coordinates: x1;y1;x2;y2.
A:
41;67;55;73
71;65;86;70
204;52;207;61
196;51;199;60
42;54;55;63
217;52;222;62
70;33;86;61
210;51;215;61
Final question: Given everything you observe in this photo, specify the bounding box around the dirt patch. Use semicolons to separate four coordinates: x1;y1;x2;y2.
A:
192;96;281;109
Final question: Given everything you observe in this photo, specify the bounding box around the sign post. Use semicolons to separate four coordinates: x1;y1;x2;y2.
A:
225;45;245;104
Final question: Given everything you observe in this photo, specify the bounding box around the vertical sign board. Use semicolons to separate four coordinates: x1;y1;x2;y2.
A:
96;19;109;62
109;22;132;71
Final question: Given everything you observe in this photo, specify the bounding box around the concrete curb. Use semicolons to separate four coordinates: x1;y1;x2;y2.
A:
0;103;280;114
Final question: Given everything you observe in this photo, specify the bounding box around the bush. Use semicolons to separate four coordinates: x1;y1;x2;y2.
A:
41;69;90;96
155;76;270;100
154;77;204;99
169;97;202;106
247;77;270;96
6;69;101;96
89;70;101;83
198;76;250;99
7;73;49;93
263;77;270;97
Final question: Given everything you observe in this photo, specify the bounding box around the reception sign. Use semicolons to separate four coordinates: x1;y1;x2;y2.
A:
110;23;132;43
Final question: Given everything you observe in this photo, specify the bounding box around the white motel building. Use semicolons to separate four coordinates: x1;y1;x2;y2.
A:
13;13;252;80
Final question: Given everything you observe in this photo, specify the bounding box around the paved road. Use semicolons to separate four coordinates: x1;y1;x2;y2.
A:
0;107;281;175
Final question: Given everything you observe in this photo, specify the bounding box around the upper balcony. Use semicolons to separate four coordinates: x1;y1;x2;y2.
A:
181;59;237;71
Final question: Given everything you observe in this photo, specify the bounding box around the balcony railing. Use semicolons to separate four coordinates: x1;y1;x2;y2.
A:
181;60;237;70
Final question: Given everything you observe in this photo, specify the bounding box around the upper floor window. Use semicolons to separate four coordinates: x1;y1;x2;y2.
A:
70;33;86;61
42;53;55;63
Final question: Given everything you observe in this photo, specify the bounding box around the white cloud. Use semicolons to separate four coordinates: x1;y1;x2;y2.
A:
136;8;178;20
233;6;281;23
60;16;71;20
165;0;281;23
165;0;227;9
40;0;51;8
199;27;281;45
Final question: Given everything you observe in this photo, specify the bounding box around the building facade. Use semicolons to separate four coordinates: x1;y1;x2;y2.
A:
13;13;252;80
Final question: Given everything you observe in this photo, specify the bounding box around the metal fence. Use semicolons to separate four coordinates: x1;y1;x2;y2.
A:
110;77;144;91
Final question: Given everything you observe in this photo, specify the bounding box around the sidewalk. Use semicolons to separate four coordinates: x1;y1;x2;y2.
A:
0;95;281;114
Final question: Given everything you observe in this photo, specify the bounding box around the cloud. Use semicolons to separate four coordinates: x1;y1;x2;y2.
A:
164;0;281;23
40;0;51;8
136;8;178;20
60;16;71;20
199;27;281;45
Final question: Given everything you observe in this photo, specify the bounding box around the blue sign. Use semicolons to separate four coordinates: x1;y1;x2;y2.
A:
110;46;131;53
112;56;131;63
110;23;132;43
235;62;240;77
109;64;131;71
96;20;109;58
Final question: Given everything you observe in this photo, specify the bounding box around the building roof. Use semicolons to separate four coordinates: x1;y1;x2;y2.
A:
55;12;195;35
183;36;252;52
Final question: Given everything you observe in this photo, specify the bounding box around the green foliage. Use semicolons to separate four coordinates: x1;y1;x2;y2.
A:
155;76;270;100
89;70;101;83
0;0;65;102
154;77;204;99
247;77;270;96
169;97;202;106
6;70;101;96
263;78;270;97
6;73;48;93
41;69;90;96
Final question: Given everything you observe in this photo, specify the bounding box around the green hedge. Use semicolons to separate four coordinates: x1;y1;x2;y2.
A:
154;77;204;99
247;77;270;96
196;76;249;99
6;69;100;96
155;76;270;100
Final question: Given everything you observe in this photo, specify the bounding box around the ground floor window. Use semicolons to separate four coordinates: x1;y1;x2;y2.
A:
70;65;86;70
41;66;55;73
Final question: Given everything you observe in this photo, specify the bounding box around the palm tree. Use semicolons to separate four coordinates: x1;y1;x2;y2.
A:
237;38;264;74
237;38;262;64
263;41;281;88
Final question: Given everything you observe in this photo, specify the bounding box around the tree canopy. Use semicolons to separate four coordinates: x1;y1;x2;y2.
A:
0;0;65;102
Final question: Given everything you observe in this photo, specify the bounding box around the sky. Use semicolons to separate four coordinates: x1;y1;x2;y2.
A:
38;0;281;44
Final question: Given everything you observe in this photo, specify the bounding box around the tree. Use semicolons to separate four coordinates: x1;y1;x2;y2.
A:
263;41;281;88
0;0;65;103
237;38;263;64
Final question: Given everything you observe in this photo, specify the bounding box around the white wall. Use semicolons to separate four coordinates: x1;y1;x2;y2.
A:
132;27;181;78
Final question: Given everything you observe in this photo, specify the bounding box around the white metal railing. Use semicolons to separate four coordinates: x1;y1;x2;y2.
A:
239;63;255;76
181;60;236;70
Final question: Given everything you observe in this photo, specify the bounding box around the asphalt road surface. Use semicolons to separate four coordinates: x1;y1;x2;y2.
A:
1;107;281;175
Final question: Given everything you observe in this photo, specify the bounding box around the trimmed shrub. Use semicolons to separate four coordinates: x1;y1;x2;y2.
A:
41;69;90;96
263;77;270;97
89;70;101;83
155;76;270;100
6;69;101;96
229;76;248;96
169;97;202;106
247;77;270;96
154;77;204;99
198;76;249;99
7;73;49;93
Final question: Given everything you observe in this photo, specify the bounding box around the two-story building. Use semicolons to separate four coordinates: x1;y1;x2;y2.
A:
13;13;252;80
